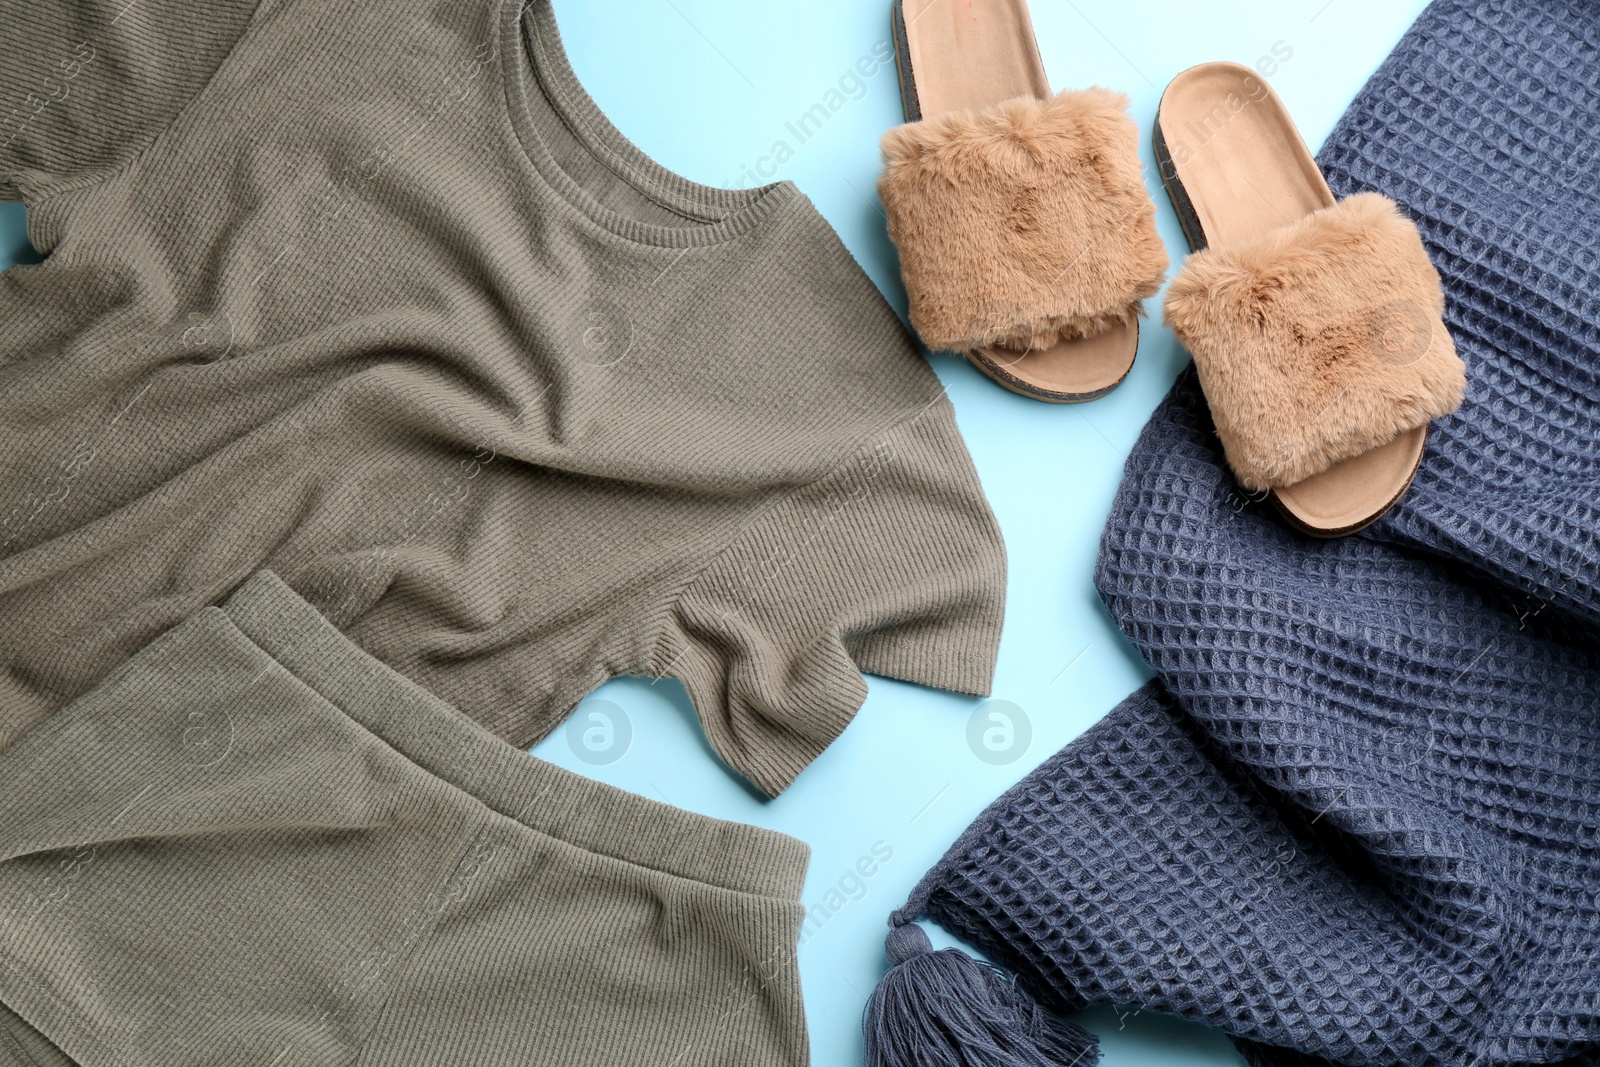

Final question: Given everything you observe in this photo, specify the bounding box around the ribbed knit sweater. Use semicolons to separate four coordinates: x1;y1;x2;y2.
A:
889;2;1600;1064
0;0;1007;796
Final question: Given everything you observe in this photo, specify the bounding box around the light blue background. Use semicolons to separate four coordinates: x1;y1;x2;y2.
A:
0;2;1429;1063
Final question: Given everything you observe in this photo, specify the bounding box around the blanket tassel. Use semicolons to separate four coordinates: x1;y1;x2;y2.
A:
863;921;1100;1066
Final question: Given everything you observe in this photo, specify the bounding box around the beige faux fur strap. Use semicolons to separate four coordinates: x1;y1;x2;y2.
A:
1163;193;1467;491
878;88;1168;354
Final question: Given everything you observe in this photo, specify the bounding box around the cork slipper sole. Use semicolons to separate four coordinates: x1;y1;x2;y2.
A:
1154;63;1427;537
890;0;1138;404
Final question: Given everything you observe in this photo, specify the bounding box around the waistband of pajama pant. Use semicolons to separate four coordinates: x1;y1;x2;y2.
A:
221;570;810;902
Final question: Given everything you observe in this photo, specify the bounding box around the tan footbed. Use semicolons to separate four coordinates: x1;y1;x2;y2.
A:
1156;62;1464;536
899;0;1048;119
886;0;1165;403
968;322;1140;402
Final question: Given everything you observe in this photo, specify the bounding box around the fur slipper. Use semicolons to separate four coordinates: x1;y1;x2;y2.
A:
1164;192;1465;492
883;0;1167;404
1155;62;1465;537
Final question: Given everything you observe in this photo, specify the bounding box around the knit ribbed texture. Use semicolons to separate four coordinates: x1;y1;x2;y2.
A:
0;999;71;1067
0;572;810;1066
0;0;1006;795
654;408;1006;796
0;0;262;202
894;3;1600;1065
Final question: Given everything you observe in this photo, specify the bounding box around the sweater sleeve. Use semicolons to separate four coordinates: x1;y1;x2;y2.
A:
651;404;1008;798
0;0;260;200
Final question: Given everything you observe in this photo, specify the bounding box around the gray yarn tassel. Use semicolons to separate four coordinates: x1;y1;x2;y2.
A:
863;922;1100;1066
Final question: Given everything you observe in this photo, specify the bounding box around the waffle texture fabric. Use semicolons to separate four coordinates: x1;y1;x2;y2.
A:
890;2;1600;1065
0;571;811;1067
0;0;1006;797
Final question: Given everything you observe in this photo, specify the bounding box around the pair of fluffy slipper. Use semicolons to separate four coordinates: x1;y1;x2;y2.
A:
879;0;1466;537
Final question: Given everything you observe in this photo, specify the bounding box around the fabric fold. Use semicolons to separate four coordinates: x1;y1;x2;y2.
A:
651;407;1006;798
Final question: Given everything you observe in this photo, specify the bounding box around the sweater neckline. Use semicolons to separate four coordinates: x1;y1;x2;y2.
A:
497;0;801;248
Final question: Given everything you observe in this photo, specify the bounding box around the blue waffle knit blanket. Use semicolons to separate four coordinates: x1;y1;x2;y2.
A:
876;3;1600;1065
